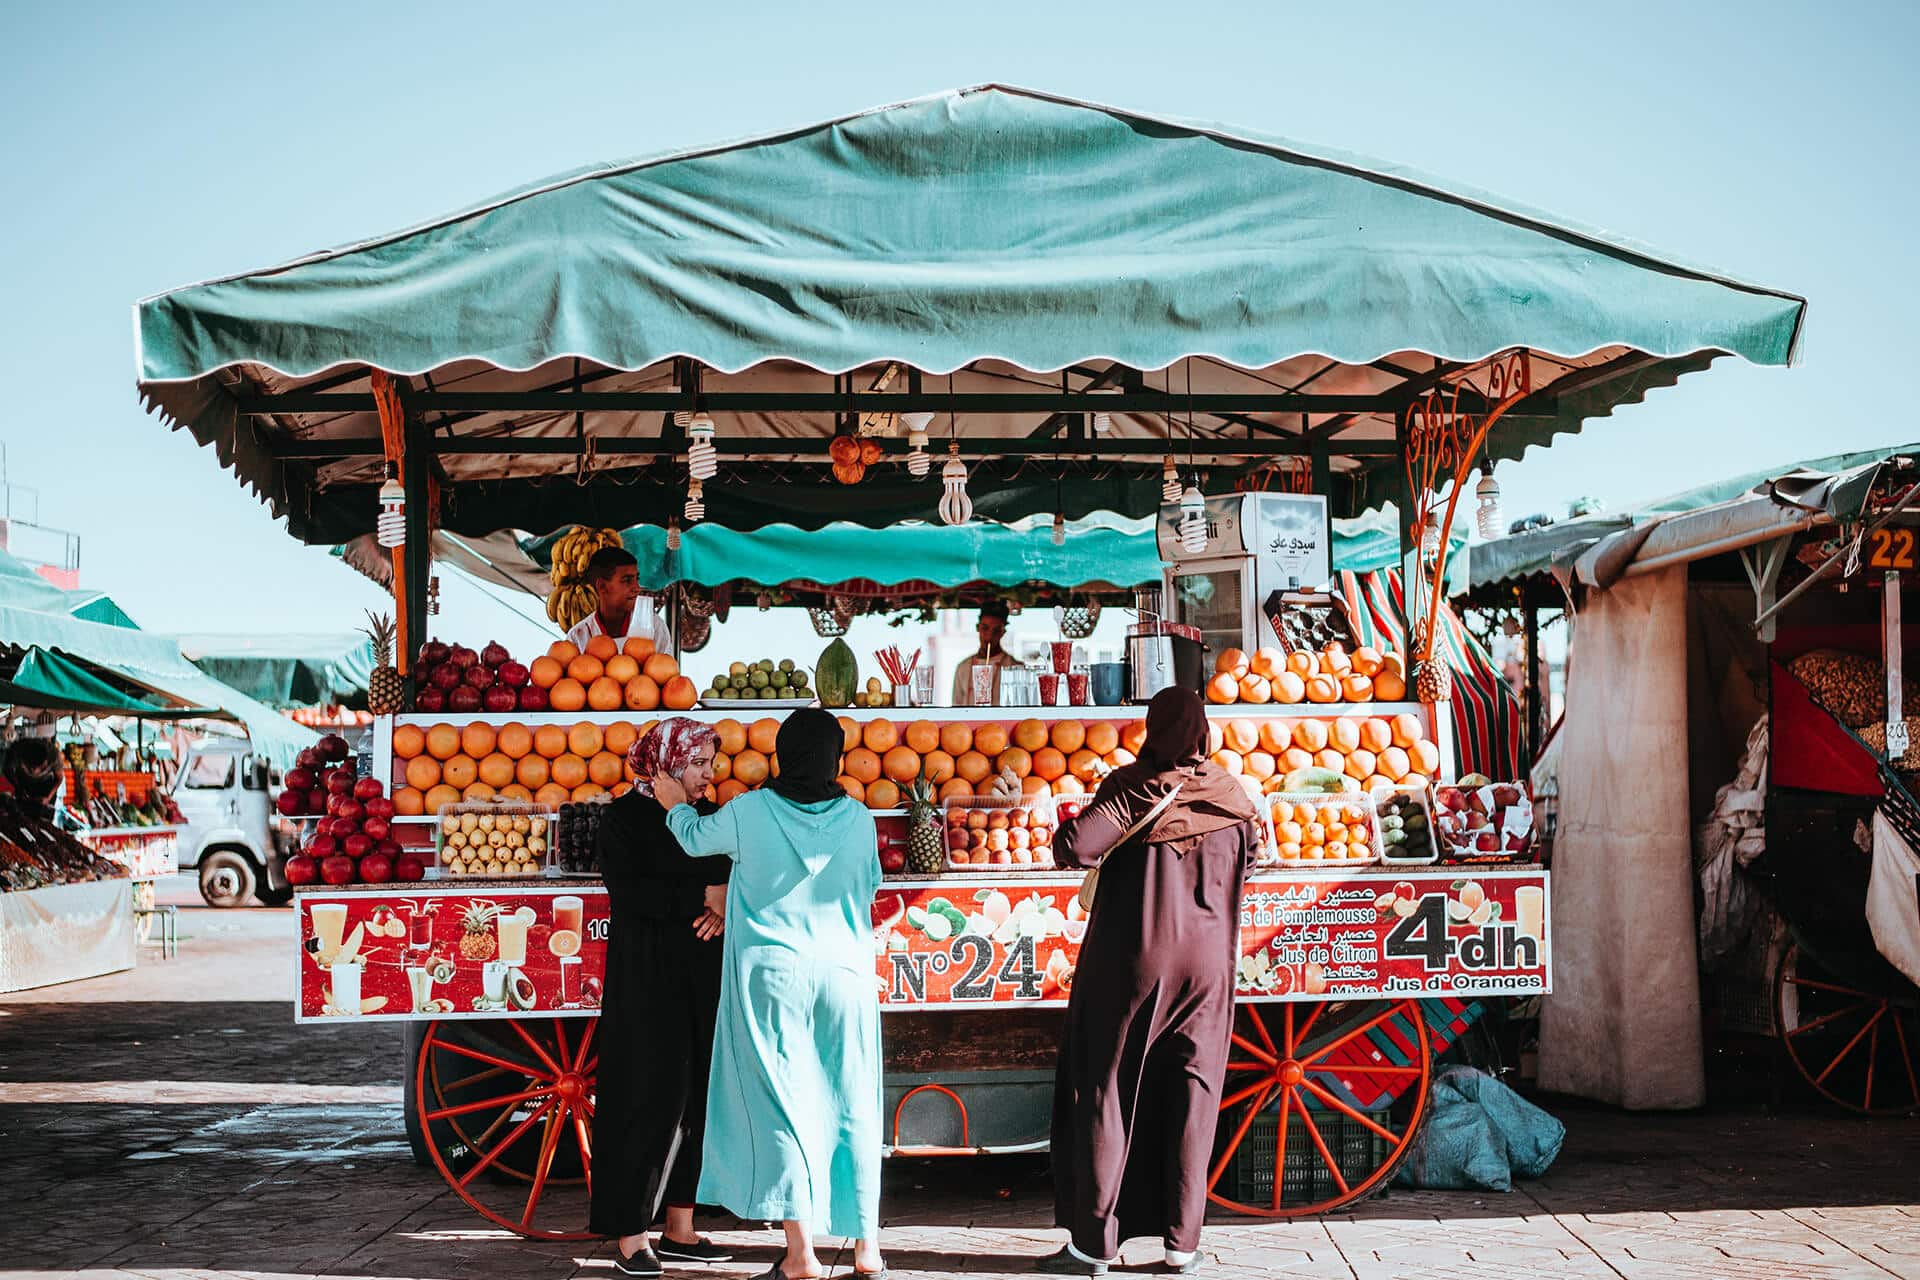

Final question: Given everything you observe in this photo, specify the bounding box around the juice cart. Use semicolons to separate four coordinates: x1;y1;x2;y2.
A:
134;86;1802;1234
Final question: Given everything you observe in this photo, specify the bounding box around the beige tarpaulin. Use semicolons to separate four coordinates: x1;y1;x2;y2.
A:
1538;565;1704;1109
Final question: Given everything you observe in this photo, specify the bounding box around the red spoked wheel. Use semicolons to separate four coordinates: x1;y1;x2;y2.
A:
1776;944;1920;1116
416;1017;598;1238
1207;998;1430;1217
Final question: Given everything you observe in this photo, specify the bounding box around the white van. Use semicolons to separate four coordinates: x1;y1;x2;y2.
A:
171;739;301;907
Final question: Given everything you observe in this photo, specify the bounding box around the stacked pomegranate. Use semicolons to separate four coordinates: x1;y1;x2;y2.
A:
412;640;540;714
281;735;426;886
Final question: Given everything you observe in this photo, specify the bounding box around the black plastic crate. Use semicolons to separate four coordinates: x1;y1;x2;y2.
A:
1226;1104;1393;1209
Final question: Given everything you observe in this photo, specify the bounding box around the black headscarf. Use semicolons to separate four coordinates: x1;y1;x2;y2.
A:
1077;687;1257;848
5;738;63;807
767;707;849;805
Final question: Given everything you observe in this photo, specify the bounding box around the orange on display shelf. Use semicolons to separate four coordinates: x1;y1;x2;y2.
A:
381;703;1445;818
1206;642;1408;706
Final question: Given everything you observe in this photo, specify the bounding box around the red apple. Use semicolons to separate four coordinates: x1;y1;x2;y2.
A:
353;776;384;801
363;796;395;822
329;816;362;841
305;833;338;859
495;661;530;689
375;838;402;859
283;767;315;793
879;848;906;874
394;853;426;882
275;790;305;818
361;816;391;843
482;684;518;713
1474;832;1501;853
414;687;446;713
317;734;350;762
306;788;328;814
448;685;482;713
284;853;318;886
343;832;374;859
358;852;393;884
296;747;321;771
319;854;355;886
324;768;355;796
518;684;550;712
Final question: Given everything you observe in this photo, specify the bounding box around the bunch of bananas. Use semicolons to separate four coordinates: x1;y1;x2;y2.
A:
544;525;624;629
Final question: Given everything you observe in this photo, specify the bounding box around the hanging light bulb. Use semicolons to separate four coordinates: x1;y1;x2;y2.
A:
901;412;934;478
939;442;972;526
684;479;705;523
1178;483;1209;554
375;462;406;548
427;575;441;616
1162;455;1181;505
1051;511;1067;546
1088;386;1120;434
666;519;682;552
1475;469;1504;540
1420;517;1442;560
686;412;718;481
756;592;772;612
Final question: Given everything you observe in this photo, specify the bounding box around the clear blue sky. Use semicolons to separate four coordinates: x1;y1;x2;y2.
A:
1;1;1912;659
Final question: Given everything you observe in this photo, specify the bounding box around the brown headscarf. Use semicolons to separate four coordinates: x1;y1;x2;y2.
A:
1078;687;1258;848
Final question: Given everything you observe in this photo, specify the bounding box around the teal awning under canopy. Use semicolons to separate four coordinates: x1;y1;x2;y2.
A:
0;647;204;718
178;633;375;708
135;85;1805;545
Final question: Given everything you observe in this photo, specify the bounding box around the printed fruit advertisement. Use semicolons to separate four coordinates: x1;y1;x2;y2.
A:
296;887;606;1023
1235;868;1550;1003
873;869;1550;1010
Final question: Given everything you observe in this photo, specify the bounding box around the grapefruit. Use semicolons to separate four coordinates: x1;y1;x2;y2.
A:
1292;719;1329;752
529;656;565;689
1340;674;1374;703
865;779;900;810
642;653;680;684
534;782;572;809
1067;748;1101;781
1206;674;1239;705
424;783;462;814
662;677;698;710
1238;674;1272;704
405;756;441;791
1013;719;1049;752
603;721;638;757
1120;721;1147;754
587;677;624;711
1391;713;1424;748
568;721;604;758
1305;675;1340;704
1360;718;1394;754
839;717;863;752
716;780;748;805
566;654;605;684
938;778;974;803
863;719;899;753
939;722;974;755
624;676;661;711
843;748;882;784
393;786;424;816
622;637;657;660
1285;650;1317;679
496;722;534;759
441;755;478;789
547;640;581;665
551;754;589;790
1272;671;1307;704
478;753;516;790
584;635;619;662
904;720;941;754
1223;719;1260;754
425;722;461;761
1351;646;1385;678
1083;721;1119;756
921;750;956;784
838;776;866;803
955;751;992;784
1329;718;1362;754
1216;647;1251;680
749;718;781;754
1032;747;1068;782
533;724;568;759
973;723;1009;757
1409;740;1441;776
997;747;1033;778
715;719;748;755
1250;647;1285;678
517;754;552;788
1373;670;1408;702
731;750;770;786
1377;746;1410;781
460;721;496;759
1049;720;1087;754
882;746;921;783
392;724;426;759
603;654;641;684
461;781;496;803
570;783;606;803
1212;749;1244;775
588;752;624;788
549;678;587;712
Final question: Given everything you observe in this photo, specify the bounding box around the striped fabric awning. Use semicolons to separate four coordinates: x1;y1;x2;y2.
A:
1335;569;1523;782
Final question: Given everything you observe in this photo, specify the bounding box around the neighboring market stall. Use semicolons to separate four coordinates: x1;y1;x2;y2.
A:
135;85;1803;1232
179;632;375;712
1469;448;1920;1113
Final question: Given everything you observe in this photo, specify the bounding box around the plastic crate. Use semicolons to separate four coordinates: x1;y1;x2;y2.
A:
1225;1103;1394;1209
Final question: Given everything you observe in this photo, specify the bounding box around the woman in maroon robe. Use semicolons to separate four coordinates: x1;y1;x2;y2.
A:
1041;687;1261;1276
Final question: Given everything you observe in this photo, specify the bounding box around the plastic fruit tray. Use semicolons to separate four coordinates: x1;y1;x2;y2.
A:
432;801;555;878
1372;786;1439;865
1267;791;1382;869
943;795;1058;870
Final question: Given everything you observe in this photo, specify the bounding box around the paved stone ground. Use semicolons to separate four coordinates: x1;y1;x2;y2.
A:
2;906;1918;1280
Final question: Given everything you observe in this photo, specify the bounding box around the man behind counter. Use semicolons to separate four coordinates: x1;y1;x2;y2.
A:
566;547;673;653
950;601;1021;706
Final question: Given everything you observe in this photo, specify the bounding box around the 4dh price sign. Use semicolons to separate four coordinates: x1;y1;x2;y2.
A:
1234;868;1550;1003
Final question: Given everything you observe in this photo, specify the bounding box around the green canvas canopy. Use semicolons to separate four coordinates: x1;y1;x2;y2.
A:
0;647;207;718
136;85;1805;545
177;633;374;709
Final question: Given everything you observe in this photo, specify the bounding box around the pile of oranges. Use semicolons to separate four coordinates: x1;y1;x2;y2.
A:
1206;643;1407;706
387;709;1440;818
1211;712;1439;795
1270;797;1378;863
528;635;699;713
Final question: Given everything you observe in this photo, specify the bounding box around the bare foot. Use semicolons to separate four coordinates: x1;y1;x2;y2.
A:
854;1242;886;1275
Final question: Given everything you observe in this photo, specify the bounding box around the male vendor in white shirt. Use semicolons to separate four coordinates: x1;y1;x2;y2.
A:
565;547;673;653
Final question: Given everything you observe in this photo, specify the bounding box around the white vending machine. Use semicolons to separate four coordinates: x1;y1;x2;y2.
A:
1156;492;1333;658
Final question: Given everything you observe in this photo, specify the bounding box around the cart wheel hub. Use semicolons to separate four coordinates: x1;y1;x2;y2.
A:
554;1072;586;1101
1278;1060;1304;1086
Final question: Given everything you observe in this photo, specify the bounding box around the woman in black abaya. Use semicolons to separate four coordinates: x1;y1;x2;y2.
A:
590;717;735;1276
1042;687;1262;1277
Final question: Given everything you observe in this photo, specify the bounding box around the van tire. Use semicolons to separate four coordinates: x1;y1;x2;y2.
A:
254;882;294;908
198;849;258;908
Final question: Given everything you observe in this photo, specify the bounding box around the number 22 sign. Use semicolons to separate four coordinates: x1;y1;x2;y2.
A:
1868;527;1916;571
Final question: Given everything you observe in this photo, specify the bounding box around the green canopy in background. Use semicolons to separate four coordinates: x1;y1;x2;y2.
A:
0;545;139;628
1;647;205;718
178;633;374;708
0;602;317;768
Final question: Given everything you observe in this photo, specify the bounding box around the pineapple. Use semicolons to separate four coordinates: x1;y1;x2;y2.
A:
906;773;946;875
363;611;403;715
458;901;498;961
1413;658;1452;704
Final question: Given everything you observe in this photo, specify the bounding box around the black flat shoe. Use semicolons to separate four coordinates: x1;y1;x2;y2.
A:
657;1237;734;1263
614;1244;664;1277
1036;1246;1110;1276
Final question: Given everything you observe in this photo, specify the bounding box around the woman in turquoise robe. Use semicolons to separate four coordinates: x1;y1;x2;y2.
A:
651;708;886;1280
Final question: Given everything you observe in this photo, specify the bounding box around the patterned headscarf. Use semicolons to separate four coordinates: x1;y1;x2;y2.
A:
627;717;718;798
